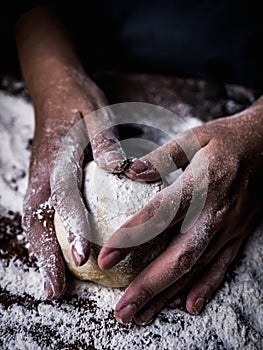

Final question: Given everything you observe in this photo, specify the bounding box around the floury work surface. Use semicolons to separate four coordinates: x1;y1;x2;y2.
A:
0;74;262;349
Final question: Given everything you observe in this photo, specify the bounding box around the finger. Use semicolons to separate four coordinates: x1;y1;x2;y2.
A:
125;125;209;181
22;187;65;300
83;108;127;173
26;244;36;259
51;183;91;266
132;229;232;324
186;238;243;315
113;212;216;324
50;119;91;266
98;155;207;270
133;218;247;324
98;180;185;269
133;287;184;326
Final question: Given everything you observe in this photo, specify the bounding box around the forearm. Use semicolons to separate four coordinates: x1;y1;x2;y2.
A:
209;94;263;158
15;6;95;104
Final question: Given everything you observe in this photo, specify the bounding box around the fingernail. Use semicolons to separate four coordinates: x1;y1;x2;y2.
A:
44;280;54;300
126;159;160;181
113;158;128;174
99;250;121;270
71;246;85;267
129;159;149;174
193;298;205;314
134;315;154;326
115;304;137;324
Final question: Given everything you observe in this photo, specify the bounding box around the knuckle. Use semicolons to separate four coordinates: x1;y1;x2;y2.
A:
51;187;70;209
136;285;155;306
175;253;193;274
50;191;58;207
203;281;216;295
144;202;157;219
22;200;54;237
149;196;164;217
22;208;33;232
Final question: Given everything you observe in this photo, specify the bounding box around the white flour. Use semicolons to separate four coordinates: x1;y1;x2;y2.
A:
0;92;34;213
83;160;162;242
0;90;262;350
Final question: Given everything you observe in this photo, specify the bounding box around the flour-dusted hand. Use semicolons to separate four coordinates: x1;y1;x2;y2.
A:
17;7;125;299
98;101;263;324
22;76;126;299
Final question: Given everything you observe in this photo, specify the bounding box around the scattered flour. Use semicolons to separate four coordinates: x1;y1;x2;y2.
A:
0;86;262;350
0;92;34;213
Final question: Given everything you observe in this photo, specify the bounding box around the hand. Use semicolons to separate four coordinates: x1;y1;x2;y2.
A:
98;103;263;324
22;72;126;299
17;6;126;299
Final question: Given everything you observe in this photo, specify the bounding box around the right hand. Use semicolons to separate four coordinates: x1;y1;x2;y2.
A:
22;71;126;299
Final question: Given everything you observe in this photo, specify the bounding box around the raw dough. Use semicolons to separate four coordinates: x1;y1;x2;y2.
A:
54;160;168;288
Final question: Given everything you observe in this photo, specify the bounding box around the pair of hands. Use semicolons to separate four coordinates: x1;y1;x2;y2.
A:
17;5;262;325
22;70;263;325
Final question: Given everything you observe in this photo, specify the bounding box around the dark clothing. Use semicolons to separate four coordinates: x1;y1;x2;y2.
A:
1;1;263;87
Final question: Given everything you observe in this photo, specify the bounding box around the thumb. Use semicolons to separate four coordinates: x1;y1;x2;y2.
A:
83;107;127;173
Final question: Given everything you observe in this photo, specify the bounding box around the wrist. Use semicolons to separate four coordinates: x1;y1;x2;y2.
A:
238;98;263;140
230;102;263;168
31;64;87;103
33;68;108;124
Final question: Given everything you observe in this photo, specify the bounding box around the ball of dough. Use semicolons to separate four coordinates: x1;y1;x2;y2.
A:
54;160;168;288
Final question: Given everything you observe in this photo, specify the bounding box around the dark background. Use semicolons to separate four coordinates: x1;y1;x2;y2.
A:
1;0;263;87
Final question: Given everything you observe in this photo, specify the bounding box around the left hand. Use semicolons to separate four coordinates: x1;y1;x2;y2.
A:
98;103;263;324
